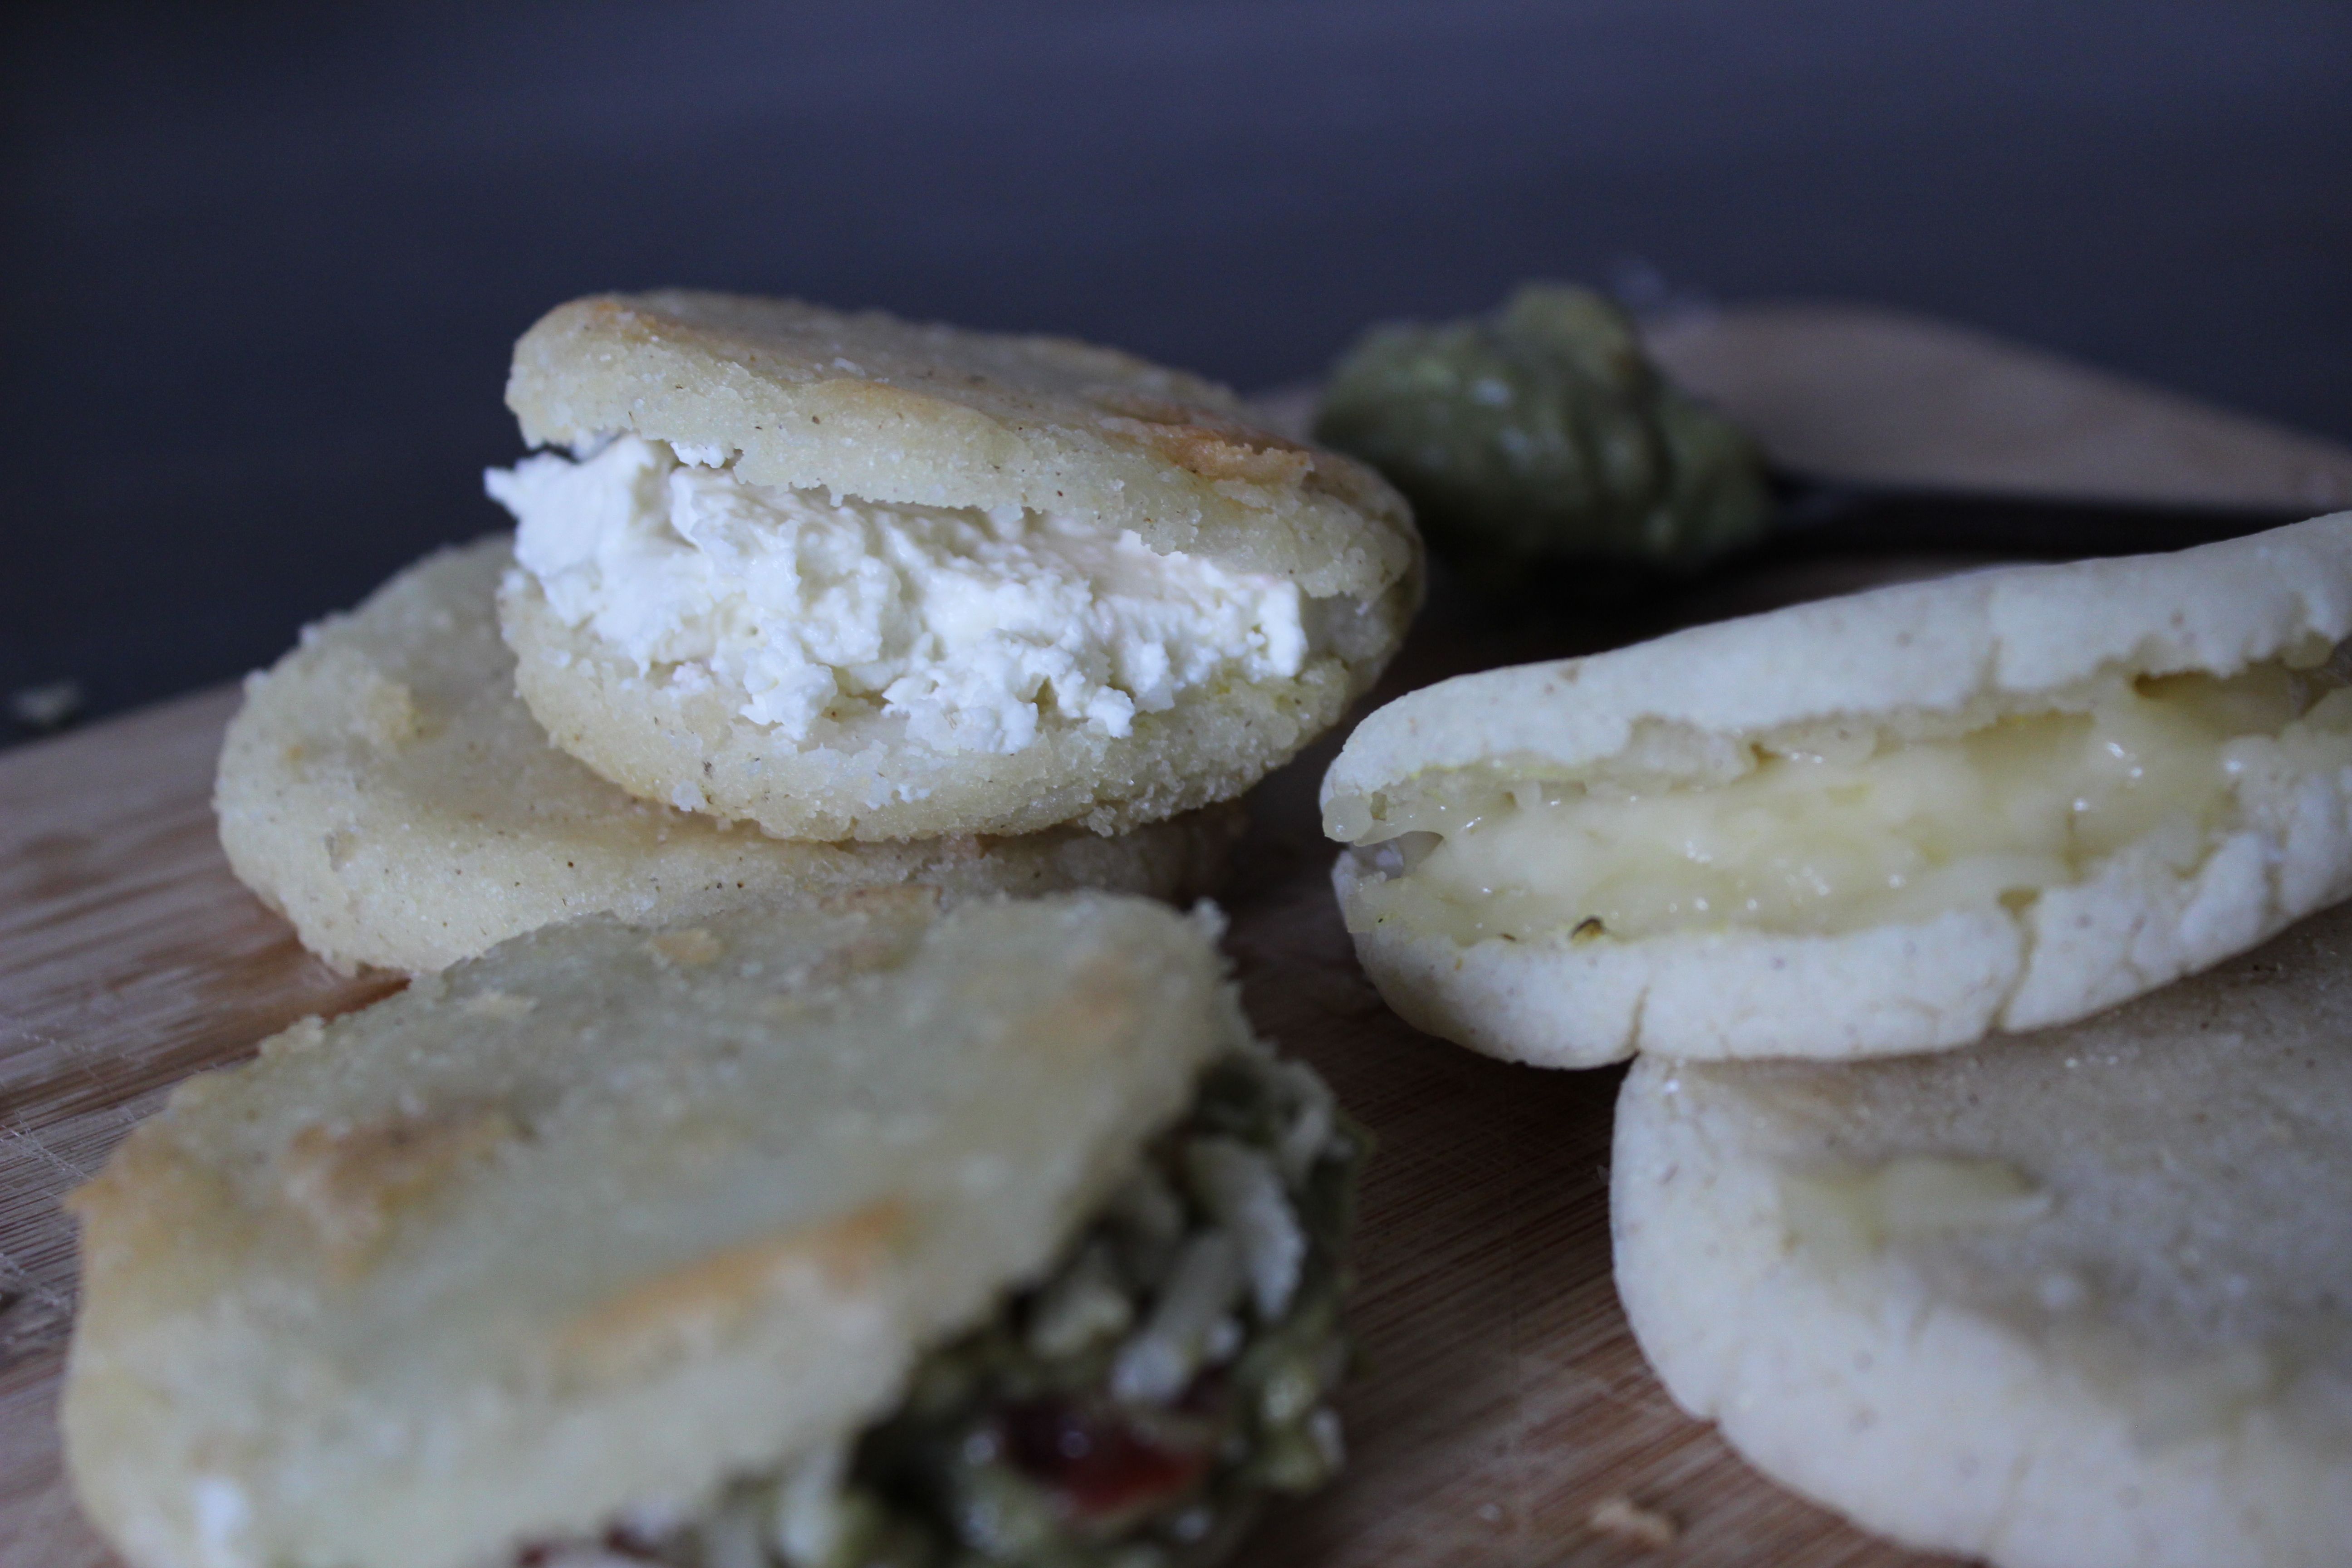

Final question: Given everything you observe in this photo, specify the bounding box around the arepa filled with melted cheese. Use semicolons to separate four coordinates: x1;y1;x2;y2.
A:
1323;513;2352;1064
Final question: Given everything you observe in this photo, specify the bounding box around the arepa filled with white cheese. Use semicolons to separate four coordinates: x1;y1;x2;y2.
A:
491;292;1421;841
1611;895;2352;1568
63;893;1367;1568
1323;514;2352;1064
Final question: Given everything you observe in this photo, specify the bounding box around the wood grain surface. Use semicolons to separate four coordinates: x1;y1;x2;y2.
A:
0;623;1960;1568
7;306;2347;1568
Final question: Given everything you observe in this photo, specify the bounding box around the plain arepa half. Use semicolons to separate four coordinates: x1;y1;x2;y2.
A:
1611;895;2352;1568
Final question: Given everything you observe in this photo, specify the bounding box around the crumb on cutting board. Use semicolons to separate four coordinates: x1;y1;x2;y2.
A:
1589;1493;1680;1549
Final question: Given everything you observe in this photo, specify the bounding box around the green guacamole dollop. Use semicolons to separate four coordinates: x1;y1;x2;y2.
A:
1315;284;1770;571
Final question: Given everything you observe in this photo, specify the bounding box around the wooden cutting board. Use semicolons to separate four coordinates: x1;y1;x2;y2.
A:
6;306;2350;1568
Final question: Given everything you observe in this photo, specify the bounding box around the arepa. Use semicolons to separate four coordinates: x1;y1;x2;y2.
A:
490;291;1421;840
63;893;1366;1568
1325;513;2352;1064
1611;895;2352;1568
216;538;1242;973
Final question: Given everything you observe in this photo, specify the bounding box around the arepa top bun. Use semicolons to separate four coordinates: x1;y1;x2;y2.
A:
492;292;1421;840
1325;513;2352;1065
62;894;1250;1568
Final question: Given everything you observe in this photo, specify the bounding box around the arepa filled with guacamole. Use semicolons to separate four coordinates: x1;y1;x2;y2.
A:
62;894;1366;1568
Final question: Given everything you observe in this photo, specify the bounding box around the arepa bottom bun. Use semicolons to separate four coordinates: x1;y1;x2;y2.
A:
1611;898;2352;1568
216;539;1243;973
63;893;1367;1568
1326;514;2352;1065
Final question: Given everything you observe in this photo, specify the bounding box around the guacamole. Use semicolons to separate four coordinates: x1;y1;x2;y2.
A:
1316;283;1770;571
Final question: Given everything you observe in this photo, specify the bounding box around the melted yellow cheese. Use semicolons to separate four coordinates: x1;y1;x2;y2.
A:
1781;1156;2050;1267
1350;665;2352;944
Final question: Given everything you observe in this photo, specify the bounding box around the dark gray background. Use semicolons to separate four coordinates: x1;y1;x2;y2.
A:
5;0;2347;740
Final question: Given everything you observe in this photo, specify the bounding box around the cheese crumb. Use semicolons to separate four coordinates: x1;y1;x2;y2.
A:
1588;1494;1679;1549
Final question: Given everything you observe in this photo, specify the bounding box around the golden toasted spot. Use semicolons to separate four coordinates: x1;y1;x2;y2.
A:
348;672;425;750
784;888;941;986
647;927;725;967
64;1126;248;1287
65;1122;193;1228
554;1200;909;1383
1016;953;1143;1055
279;1106;517;1273
1095;400;1315;489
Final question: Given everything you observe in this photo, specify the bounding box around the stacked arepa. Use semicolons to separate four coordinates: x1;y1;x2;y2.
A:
218;291;1421;971
68;292;1413;1568
1322;515;2352;1567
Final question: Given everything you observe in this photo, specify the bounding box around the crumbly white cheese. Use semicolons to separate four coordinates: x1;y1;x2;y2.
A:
486;436;1310;755
1346;664;2352;944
